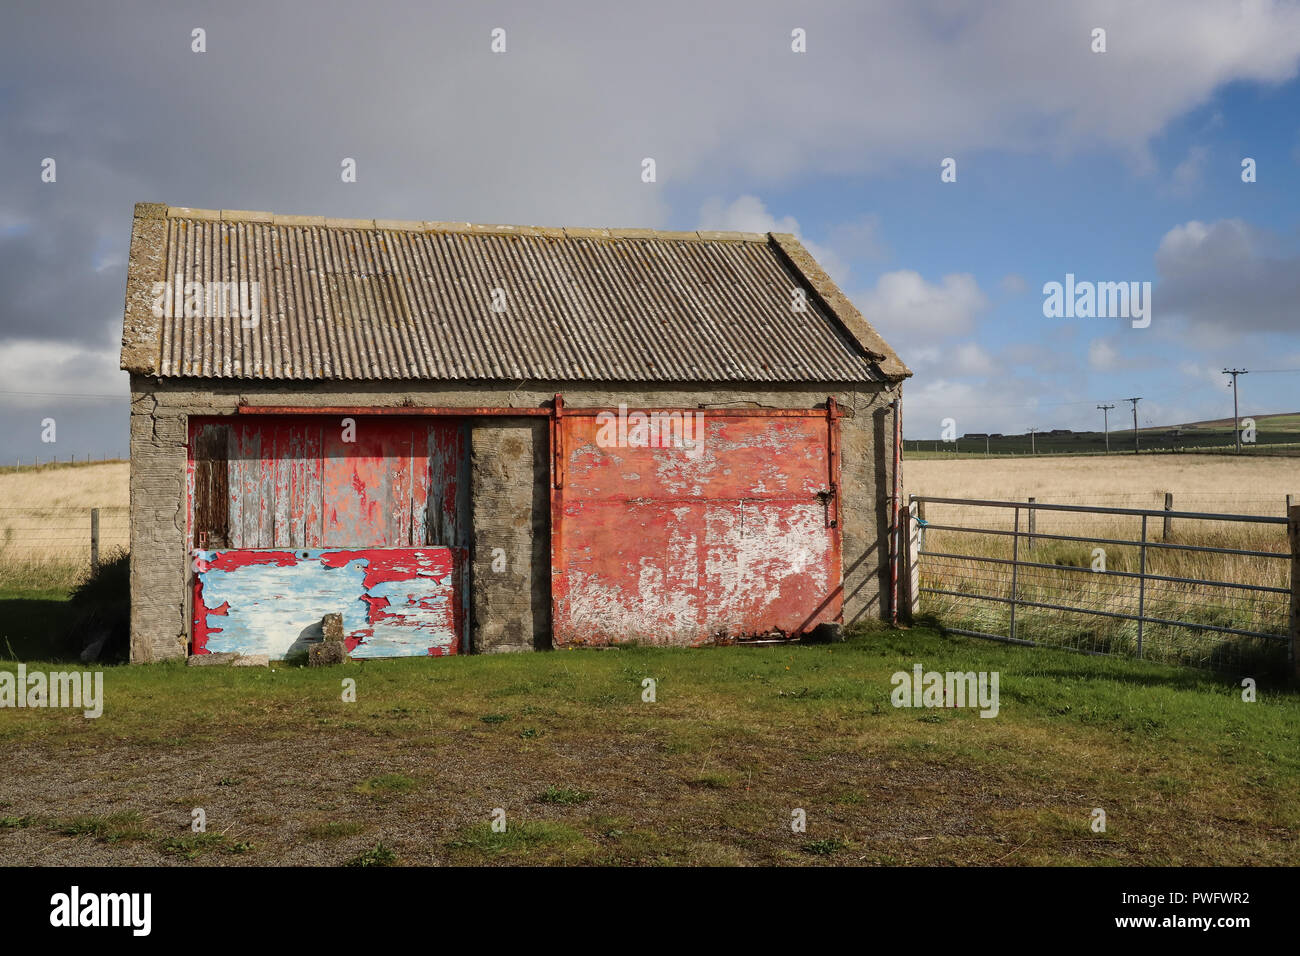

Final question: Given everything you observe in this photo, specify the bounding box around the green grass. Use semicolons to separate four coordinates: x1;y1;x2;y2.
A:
51;812;151;843
304;820;367;840
802;836;850;856
343;842;398;867
447;821;595;863
355;773;417;796
0;625;1296;865
161;833;253;859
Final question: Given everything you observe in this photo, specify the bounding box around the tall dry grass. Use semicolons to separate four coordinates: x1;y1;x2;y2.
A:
0;462;129;591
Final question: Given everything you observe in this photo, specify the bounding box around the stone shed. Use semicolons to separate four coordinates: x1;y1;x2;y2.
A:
119;203;911;662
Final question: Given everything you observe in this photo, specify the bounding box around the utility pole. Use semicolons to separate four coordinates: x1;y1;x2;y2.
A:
1124;398;1142;454
1097;403;1115;453
1028;426;1038;456
1222;369;1248;454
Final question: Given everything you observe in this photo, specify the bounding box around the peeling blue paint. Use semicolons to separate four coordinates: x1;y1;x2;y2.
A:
194;548;462;658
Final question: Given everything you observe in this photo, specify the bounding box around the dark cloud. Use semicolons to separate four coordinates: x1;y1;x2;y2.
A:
1155;219;1300;334
4;0;1300;455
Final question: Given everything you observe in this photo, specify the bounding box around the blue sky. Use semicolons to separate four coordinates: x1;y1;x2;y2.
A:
681;79;1300;438
1;0;1299;457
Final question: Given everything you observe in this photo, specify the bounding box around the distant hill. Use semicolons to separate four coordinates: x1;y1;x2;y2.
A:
909;412;1300;458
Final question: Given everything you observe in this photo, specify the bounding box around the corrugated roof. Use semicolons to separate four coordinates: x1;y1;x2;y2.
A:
120;204;909;383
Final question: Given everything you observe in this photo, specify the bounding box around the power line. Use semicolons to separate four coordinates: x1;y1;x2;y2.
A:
0;389;126;399
1222;368;1248;455
1123;397;1142;454
1096;403;1115;453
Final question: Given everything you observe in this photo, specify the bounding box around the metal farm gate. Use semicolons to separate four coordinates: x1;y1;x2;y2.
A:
908;495;1296;673
187;415;469;659
551;402;844;646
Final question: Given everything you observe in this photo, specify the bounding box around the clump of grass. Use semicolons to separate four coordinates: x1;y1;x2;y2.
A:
448;821;589;859
355;773;417;796
538;786;592;805
479;713;508;724
802;837;849;856
305;820;366;840
344;842;397;867
161;833;251;859
51;812;150;844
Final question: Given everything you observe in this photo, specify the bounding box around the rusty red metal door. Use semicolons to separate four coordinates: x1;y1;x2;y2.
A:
187;415;469;658
551;406;842;646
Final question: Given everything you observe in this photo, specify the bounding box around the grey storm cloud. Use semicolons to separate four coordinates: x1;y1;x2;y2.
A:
1155;219;1300;334
3;0;1300;455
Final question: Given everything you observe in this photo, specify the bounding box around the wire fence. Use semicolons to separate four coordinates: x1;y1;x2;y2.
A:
907;495;1296;675
0;507;129;587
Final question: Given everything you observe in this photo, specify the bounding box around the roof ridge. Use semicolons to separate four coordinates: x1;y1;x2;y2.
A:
133;203;768;242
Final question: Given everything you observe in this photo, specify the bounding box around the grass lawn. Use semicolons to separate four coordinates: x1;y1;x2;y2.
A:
0;624;1295;866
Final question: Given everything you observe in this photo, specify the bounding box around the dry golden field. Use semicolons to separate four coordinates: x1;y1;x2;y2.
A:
0;461;129;589
906;453;1298;514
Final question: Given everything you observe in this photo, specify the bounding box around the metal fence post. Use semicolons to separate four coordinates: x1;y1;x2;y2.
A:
1027;497;1036;551
906;495;921;622
1163;492;1173;541
1137;514;1148;659
90;507;100;572
1289;505;1299;678
1010;506;1020;642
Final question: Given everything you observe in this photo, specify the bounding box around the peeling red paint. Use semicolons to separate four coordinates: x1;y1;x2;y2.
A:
206;550;300;571
552;410;841;647
187;415;469;657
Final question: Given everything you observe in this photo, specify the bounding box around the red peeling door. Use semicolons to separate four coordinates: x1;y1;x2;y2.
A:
551;409;842;646
187;415;469;657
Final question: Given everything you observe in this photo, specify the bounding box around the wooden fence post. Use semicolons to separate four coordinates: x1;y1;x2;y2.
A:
1027;497;1036;551
1163;492;1173;541
90;508;100;572
1290;505;1299;679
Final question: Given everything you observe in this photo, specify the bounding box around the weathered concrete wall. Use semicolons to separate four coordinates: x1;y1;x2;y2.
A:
128;390;189;662
470;419;550;653
127;377;901;660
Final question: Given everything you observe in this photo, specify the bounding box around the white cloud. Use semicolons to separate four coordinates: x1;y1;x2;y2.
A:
1000;274;1028;296
696;194;852;283
1166;145;1208;195
0;338;127;409
852;270;989;341
1088;338;1120;371
825;216;889;263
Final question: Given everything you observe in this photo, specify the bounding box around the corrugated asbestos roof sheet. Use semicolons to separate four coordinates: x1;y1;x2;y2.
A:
120;204;909;383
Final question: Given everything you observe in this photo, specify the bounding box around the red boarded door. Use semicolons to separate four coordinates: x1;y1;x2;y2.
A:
552;408;842;646
187;415;469;658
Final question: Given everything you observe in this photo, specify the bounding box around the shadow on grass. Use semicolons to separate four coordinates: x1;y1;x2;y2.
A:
1;550;130;663
0;594;77;662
